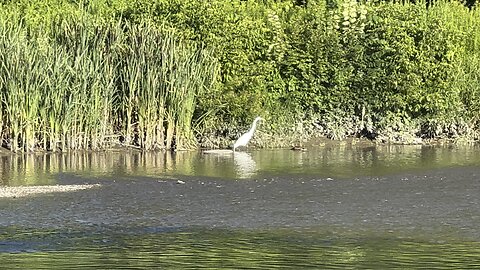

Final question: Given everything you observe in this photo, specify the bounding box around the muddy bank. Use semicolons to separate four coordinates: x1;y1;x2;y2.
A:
0;133;475;155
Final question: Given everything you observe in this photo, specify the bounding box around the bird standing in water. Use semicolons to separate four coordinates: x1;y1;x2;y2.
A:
233;116;264;152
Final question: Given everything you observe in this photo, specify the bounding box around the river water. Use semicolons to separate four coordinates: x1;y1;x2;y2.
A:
1;143;480;268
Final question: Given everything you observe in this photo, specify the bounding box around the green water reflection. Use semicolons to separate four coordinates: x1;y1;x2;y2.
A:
2;228;480;269
2;144;480;186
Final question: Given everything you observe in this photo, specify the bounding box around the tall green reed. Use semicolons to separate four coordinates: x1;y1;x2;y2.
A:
117;22;218;150
0;21;44;152
0;17;218;152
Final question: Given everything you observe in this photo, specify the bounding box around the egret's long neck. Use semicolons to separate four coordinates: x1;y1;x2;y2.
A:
248;119;260;135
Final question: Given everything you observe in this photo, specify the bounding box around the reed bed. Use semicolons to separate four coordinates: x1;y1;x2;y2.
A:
0;18;218;152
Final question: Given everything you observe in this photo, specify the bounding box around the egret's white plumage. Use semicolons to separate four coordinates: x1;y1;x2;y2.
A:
233;116;264;152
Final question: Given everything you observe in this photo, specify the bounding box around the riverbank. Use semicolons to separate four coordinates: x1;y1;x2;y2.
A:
0;132;475;157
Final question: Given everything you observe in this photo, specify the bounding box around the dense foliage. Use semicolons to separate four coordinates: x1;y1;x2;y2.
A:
0;0;479;151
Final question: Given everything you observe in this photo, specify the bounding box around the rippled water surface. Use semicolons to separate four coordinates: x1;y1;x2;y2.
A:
1;143;480;268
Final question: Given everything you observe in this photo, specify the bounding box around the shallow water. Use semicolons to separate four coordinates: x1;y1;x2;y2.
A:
1;144;480;268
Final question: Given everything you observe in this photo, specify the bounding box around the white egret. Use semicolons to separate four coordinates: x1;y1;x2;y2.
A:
233;116;264;152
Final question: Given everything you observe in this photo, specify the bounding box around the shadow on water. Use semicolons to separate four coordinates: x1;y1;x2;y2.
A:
2;143;480;268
